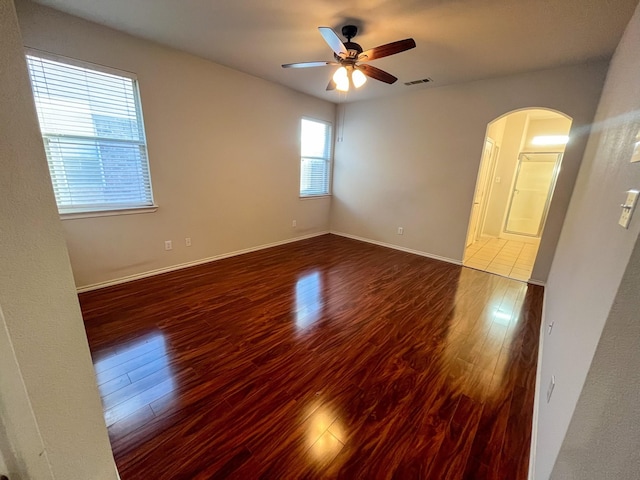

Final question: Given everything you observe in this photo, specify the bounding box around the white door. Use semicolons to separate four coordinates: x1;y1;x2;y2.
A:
466;138;496;247
504;152;562;237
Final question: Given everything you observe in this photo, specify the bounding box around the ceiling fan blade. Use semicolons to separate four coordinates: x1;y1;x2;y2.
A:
326;78;336;91
282;61;339;68
318;27;348;57
358;38;416;62
357;64;398;84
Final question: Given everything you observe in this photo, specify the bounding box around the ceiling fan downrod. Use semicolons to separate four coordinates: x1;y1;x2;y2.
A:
341;25;358;41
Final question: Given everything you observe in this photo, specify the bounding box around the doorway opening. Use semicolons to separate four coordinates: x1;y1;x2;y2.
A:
463;108;572;282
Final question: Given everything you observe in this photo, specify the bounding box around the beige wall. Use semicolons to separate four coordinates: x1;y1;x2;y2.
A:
552;237;640;479
483;111;529;237
534;2;640;478
0;305;51;479
331;62;608;283
486;114;507;145
0;0;118;478
523;117;572;151
0;450;7;478
16;0;336;289
0;438;6;478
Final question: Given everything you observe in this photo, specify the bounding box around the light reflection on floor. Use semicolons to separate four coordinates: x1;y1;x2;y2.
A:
305;404;344;462
93;332;176;427
94;332;166;373
442;268;528;400
492;308;514;325
295;270;323;330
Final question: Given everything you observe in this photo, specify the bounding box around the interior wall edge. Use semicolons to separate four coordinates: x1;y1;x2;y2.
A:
330;230;463;266
528;288;551;480
0;0;119;477
534;2;640;477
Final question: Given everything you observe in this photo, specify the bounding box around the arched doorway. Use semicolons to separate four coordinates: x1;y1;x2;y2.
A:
463;108;573;281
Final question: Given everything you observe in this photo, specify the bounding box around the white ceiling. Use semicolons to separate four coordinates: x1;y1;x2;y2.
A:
32;0;638;104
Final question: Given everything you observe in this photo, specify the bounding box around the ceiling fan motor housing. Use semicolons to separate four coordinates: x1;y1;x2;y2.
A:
341;25;362;59
282;23;414;88
334;42;363;61
341;25;358;40
345;41;363;54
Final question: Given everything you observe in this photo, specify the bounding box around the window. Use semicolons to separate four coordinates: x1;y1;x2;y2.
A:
26;52;154;215
300;118;332;197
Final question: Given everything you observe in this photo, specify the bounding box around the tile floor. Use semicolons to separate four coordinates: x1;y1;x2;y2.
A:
463;237;539;281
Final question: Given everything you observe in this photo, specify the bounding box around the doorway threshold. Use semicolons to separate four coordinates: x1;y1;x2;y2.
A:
463;237;538;282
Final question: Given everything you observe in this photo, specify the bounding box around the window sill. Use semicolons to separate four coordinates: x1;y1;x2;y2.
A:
299;194;332;200
60;205;158;220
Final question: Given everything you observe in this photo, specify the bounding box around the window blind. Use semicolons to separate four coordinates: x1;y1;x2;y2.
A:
26;54;154;214
300;118;331;196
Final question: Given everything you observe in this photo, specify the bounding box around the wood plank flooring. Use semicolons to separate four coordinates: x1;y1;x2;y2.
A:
79;234;543;479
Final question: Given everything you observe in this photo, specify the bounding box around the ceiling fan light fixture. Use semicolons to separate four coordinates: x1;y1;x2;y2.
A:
333;66;349;91
352;69;367;88
335;77;350;92
282;26;415;92
333;66;347;82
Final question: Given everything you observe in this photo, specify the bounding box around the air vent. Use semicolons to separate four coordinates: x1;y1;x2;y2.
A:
404;78;433;86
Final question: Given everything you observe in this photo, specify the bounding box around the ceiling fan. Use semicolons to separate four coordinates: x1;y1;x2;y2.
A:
282;25;416;92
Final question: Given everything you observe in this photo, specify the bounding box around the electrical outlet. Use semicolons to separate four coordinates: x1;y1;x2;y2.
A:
185;237;192;247
547;375;556;403
292;220;297;228
164;240;172;251
495;176;501;183
619;190;639;229
397;227;404;235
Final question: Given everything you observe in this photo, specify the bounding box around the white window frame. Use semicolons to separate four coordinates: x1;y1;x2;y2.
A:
25;49;157;219
299;117;333;198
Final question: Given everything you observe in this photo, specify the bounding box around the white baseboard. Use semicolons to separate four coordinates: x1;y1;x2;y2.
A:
528;288;549;480
76;231;330;293
77;230;542;293
329;231;548;286
499;232;541;245
329;231;462;266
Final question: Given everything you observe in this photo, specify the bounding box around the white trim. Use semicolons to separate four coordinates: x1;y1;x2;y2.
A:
299;117;333;197
76;231;329;293
26;50;156;216
528;288;549;480
299;194;332;200
329;231;462;266
329;231;548;284
25;47;138;79
61;205;158;220
499;231;542;245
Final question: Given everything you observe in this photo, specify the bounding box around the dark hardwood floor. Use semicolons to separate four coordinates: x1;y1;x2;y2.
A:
79;234;543;479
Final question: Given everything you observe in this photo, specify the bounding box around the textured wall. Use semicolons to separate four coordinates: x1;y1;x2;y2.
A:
0;0;119;478
552;237;640;478
533;2;640;478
